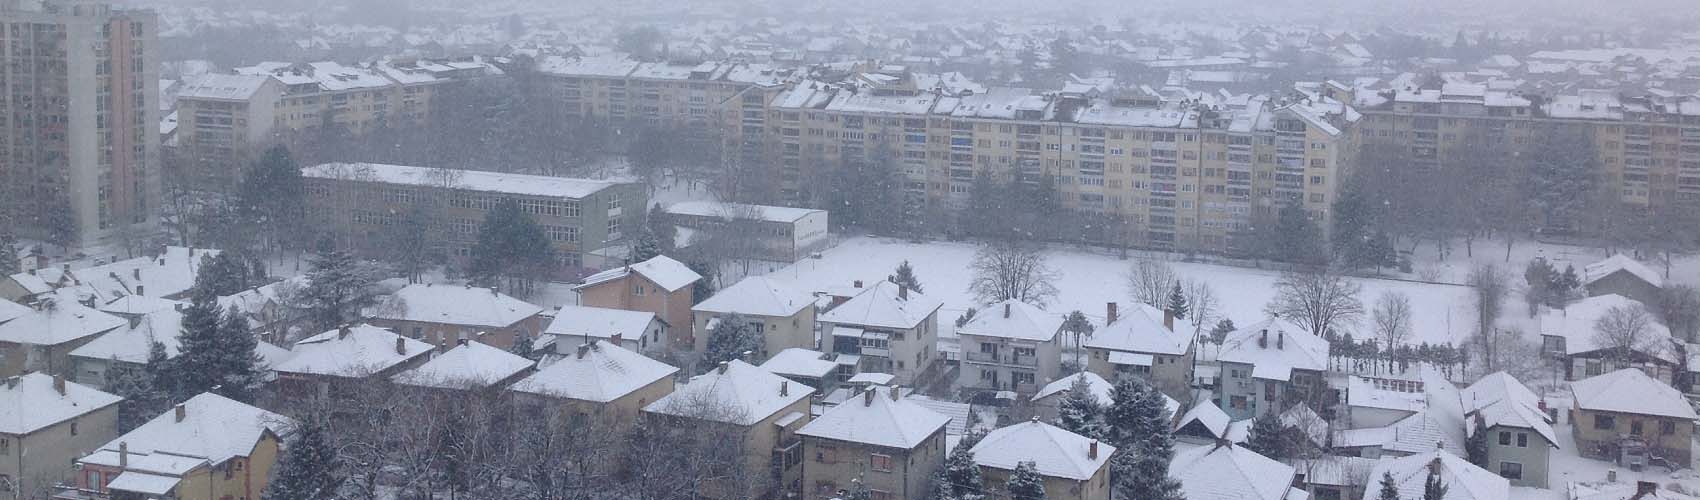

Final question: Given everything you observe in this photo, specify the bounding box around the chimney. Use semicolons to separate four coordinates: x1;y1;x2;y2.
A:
395;337;407;355
1259;329;1268;348
577;343;590;359
173;404;186;422
4;377;15;389
610;333;623;345
1106;302;1118;324
780;380;789;397
128;315;142;329
890;385;903;401
1089;440;1099;459
853;280;863;288
1003;303;1011;318
1634;481;1659;500
52;375;66;395
1278;331;1285;350
864;388;876;406
1608;469;1618;483
717;361;729;374
1163;309;1175;331
338;326;352;339
119;442;129;468
134;285;144;296
899;286;908;300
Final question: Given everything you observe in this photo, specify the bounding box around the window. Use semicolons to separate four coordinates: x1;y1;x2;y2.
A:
1013;371;1035;386
1631;420;1644;435
1662;421;1677;435
871;490;894;500
1499;462;1522;480
70;422;77;436
1517;433;1528;447
1595;415;1616;430
633;284;646;296
1498;431;1511;446
870;453;893;472
0;439;8;454
607;218;621;236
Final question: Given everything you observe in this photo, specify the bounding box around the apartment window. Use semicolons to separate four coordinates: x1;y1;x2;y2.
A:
606;194;621;210
1517;433;1528;447
870;453;893;472
633;284;646;296
1499;462;1522;480
1498;431;1511;446
607;219;620;236
1595;415;1616;430
1012;372;1035;386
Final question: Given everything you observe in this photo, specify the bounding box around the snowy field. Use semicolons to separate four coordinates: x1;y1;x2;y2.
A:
763;236;1489;348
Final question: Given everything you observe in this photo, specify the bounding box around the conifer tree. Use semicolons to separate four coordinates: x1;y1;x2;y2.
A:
703;312;762;369
888;260;924;293
1210;318;1237;344
469;199;554;295
171;287;223;402
1466;414;1490;466
1166;281;1191;319
510;334;535;358
299;248;380;332
1423;470;1449;500
1246;410;1290;459
0;231;19;276
1378;471;1401;500
262;418;344;500
1056;374;1103;439
940;442;986;500
1007;461;1046;500
110;341;173;432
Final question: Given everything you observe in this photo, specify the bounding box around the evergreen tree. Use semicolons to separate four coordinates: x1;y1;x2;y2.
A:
194;252;258;298
1102;377;1155;449
298;249;380;332
469;199;555;295
1246;411;1290;459
955;308;979;328
235;145;306;251
703;313;762;369
170;287;223;402
174;298;265;403
1378;471;1401;500
629;225;664;262
510;334;535;358
1056;374;1103;439
844;477;873;500
110;341;173;432
0;231;19;276
1166;281;1191;319
1466;414;1490;466
1111;445;1185;500
212;305;266;403
1423;471;1449;500
940;442;986;500
1210;318;1237;344
1007;461;1046;500
646;204;677;253
262;418;344;500
1522;123;1598;231
686;259;717;304
888;260;924;293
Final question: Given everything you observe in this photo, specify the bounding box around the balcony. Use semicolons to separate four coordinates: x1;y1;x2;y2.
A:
965;352;1040;367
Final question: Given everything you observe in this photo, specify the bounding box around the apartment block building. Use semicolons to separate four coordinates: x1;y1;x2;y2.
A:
1352;82;1700;218
300;162;646;275
532;56;1358;252
1;0;160;249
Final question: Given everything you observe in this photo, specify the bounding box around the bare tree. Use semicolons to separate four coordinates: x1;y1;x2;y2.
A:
969;240;1060;305
1125;259;1178;307
1184;280;1219;339
1654;285;1700;342
1468;264;1510;371
1372;291;1414;350
1264;269;1364;337
1593;304;1661;365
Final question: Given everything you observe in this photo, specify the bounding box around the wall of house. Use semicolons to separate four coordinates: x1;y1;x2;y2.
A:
743;397;812;499
979;462;1110;500
0;404;118;499
369;314;546;351
1085;347;1193;401
581;275;695;349
1345;406;1416;430
1586;272;1662;305
1565;355;1676;385
1571;408;1694;466
169;433;279;500
801;429;945;500
0;335;106;378
692;306;816;360
1485;425;1552;488
958;332;1061;395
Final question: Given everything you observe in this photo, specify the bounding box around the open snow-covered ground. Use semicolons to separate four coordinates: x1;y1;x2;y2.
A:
764;236;1489;348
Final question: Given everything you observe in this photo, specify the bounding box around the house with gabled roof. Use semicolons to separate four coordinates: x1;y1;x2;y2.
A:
508;339;678;429
576;255;701;349
819;280;942;386
798;385;949;500
69;309;292;389
0;373;122;499
68;392;294;500
1463;371;1557;487
643;359;814;499
1570;368;1697;466
1360;449;1508;500
1215;316;1330;420
1084;302;1196;399
1032;371;1181;425
1170;442;1304;500
0;297;127;377
1583;254;1663;306
392;341;534;392
271;324;433;403
760;347;850;392
1540;294;1679;384
957;300;1065;396
1335;368;1468;459
366;282;546;350
542;304;668;354
692;275;816;359
970;419;1114;500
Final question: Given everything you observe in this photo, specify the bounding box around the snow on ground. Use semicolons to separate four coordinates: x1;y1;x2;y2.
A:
1538;395;1700;496
1405;237;1700;288
764;236;1490;348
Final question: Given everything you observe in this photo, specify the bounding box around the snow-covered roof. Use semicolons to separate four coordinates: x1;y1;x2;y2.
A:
106;472;180;495
1346;375;1427;413
1281;403;1329;448
273;324;432;378
1175;399;1232;438
1035;371;1112;403
1216;317;1328;375
96;392;293;467
1461;371;1543;417
956;300;1063;342
1584;254;1663;289
177;73;274;101
1539;294;1674;362
577;255;701;293
235;61;391;92
1170;443;1295;500
1083;302;1193;355
848;372;895;385
0;372;122;434
97;295;184;316
535;54;640;77
369;283;543;328
3;274;52;297
819;280;942;330
511;340;677;403
1361;450;1507;500
302;162;621;200
970;420;1113;481
1570;480;1700;500
67;247;217;303
393;342;534;389
544;305;658;342
665;201;825;223
645;360;813;426
798;386;949;449
824;90;941;115
0;299;126;346
1471;396;1559;447
759;348;839;380
693;276;812;318
1570;368;1698;420
70;310;184;364
903;395;975;436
